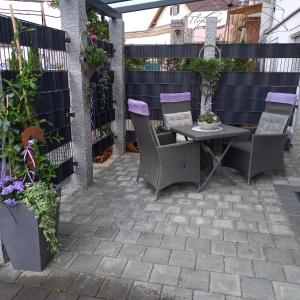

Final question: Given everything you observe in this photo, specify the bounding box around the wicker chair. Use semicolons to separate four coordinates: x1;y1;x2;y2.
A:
222;92;297;185
160;92;193;141
128;99;201;199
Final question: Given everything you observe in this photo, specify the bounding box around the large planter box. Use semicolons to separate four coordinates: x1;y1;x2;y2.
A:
0;203;58;271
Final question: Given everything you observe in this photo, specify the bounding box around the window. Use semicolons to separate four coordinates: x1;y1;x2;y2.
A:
170;5;180;16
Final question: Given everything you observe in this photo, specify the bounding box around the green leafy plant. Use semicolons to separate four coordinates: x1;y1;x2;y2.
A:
24;182;58;254
198;112;220;124
82;43;107;70
48;0;59;9
27;48;41;71
125;58;147;71
182;58;224;92
87;6;109;41
222;58;252;72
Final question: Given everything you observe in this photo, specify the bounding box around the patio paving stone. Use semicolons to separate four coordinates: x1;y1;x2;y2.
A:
224;257;254;277
149;264;180;285
97;277;132;300
253;261;285;281
127;281;161;300
13;286;49;300
143;247;171;265
161;286;192;300
68;273;104;297
210;272;241;296
178;268;209;290
241;277;275;300
0;282;23;300
95;257;126;277
121;261;153;281
169;250;196;268
1;153;300;299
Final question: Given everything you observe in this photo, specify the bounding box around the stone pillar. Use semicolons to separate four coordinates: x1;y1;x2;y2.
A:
60;0;93;188
203;17;217;59
201;17;217;113
109;18;126;155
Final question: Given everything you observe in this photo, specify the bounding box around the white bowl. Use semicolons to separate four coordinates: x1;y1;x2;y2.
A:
197;121;221;130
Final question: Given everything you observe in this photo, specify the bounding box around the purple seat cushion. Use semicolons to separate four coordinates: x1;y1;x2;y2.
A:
160;92;191;103
128;99;149;116
266;92;297;105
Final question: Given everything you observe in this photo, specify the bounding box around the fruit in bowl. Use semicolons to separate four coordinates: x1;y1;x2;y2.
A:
197;112;221;130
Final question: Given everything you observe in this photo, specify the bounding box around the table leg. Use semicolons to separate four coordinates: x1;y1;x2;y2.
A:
198;139;235;192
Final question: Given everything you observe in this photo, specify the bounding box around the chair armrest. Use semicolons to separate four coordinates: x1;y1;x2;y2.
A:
157;131;176;145
158;140;197;151
252;133;287;154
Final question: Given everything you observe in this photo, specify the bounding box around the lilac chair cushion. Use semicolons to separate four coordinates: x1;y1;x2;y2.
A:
128;99;149;116
160;92;191;103
266;92;297;105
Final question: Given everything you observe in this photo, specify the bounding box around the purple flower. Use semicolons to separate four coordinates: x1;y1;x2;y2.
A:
1;185;14;195
13;181;24;194
4;198;16;206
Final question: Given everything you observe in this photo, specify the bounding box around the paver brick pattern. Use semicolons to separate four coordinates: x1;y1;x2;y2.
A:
1;153;300;299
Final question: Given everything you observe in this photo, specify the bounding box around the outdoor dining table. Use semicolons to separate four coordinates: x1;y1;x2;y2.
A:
170;124;250;191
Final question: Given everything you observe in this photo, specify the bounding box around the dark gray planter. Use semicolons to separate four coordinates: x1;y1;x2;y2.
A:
0;203;58;271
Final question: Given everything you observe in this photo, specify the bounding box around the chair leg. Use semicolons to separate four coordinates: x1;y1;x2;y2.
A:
154;187;159;201
247;175;251;186
136;176;140;184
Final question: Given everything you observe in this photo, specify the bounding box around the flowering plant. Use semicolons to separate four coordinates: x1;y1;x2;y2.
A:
198;112;220;124
81;37;108;74
0;176;24;206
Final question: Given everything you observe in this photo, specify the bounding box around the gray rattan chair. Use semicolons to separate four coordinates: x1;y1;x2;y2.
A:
128;99;200;199
160;92;193;141
222;92;297;185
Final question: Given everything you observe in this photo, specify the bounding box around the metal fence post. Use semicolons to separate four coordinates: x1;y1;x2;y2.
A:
60;0;93;188
109;18;126;155
201;17;218;113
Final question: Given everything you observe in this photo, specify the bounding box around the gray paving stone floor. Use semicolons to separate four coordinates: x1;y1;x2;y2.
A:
1;153;300;299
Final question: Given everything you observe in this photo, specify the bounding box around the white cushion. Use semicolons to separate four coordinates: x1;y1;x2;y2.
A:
164;111;193;130
256;112;289;134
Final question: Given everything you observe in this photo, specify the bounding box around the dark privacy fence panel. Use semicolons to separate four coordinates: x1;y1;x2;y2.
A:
125;43;300;128
90;40;115;159
214;72;299;124
1;70;73;184
126;71;201;120
0;15;66;50
0;15;73;183
125;43;300;58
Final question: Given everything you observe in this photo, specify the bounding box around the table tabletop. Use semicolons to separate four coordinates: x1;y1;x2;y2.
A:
170;124;250;142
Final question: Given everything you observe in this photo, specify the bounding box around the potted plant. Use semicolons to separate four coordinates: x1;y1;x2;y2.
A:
0;15;59;271
0;179;58;271
81;35;108;79
198;112;221;130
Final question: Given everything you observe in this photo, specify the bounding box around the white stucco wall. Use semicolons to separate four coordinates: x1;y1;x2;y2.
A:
264;0;300;43
125;33;170;45
156;4;190;27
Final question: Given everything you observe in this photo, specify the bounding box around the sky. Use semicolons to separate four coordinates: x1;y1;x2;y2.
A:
0;0;157;32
